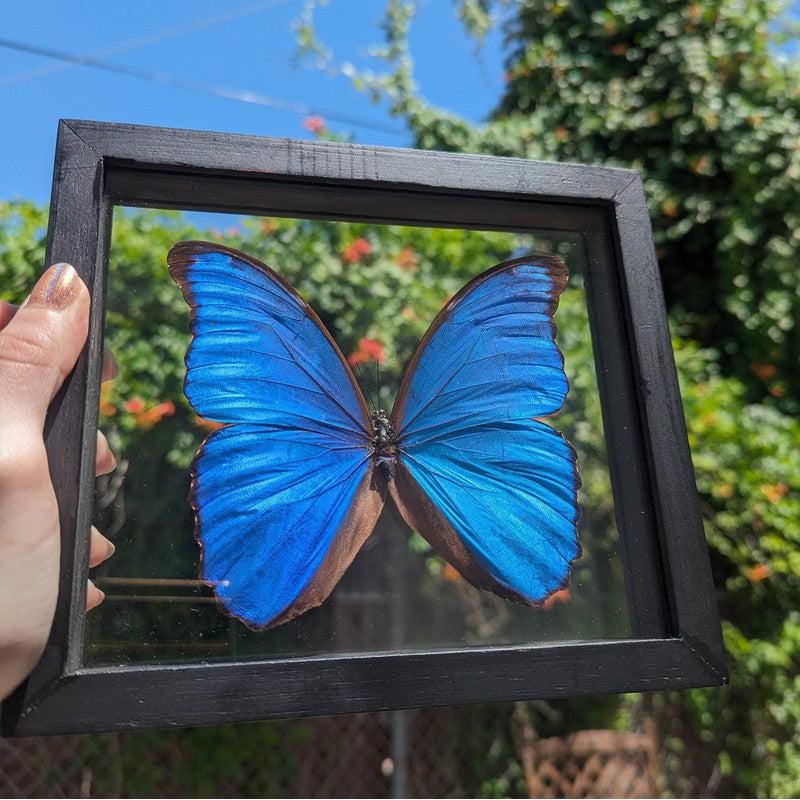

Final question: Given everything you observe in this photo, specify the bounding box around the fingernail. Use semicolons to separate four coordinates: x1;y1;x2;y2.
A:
96;430;117;471
106;539;116;558
102;347;119;380
87;579;105;611
28;263;81;311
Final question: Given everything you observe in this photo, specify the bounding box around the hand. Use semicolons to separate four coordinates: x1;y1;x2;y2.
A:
0;263;117;700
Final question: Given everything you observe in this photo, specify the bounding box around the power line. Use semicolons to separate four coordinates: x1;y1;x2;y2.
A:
0;0;292;88
0;37;404;136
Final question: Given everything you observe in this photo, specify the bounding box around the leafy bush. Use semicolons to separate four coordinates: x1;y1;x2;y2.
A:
324;0;800;413
291;0;800;791
2;197;799;794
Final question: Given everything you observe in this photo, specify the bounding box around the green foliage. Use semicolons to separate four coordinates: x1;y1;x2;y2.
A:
89;722;308;797
312;0;800;413
290;1;800;793
671;338;800;795
492;0;800;413
3;194;799;794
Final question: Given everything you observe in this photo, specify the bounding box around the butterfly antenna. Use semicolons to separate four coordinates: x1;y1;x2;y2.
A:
375;357;382;409
355;362;377;412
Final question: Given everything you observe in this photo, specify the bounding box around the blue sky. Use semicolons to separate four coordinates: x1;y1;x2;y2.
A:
0;1;506;203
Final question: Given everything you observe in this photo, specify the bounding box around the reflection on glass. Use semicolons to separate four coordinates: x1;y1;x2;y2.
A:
87;210;630;665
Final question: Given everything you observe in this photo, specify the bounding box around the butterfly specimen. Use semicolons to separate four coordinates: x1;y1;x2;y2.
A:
168;241;580;630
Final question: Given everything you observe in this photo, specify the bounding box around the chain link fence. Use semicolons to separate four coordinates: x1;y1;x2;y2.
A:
1;704;659;798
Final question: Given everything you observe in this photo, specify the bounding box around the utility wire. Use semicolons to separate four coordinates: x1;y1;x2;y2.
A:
0;37;404;136
0;0;292;88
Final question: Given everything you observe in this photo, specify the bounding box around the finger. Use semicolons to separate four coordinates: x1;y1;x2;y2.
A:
0;263;90;431
95;430;116;476
102;347;118;382
0;301;16;330
87;579;105;611
0;301;116;379
89;525;116;568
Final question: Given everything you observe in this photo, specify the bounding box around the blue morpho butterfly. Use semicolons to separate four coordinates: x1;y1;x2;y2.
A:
168;241;580;630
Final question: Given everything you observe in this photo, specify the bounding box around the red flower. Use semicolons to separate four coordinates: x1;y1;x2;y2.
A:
303;116;325;134
348;337;386;366
341;238;372;264
124;398;176;429
746;564;772;583
123;397;145;413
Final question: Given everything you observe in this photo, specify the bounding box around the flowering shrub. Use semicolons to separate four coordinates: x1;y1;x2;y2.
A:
2;195;799;795
292;0;800;791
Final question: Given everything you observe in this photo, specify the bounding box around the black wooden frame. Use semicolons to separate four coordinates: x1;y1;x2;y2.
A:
2;120;725;736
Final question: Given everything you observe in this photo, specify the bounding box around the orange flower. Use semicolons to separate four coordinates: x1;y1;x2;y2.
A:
192;415;226;432
555;126;569;142
341;238;372;264
751;362;777;381
145;401;175;424
124;399;175;429
260;219;278;235
123;397;145;413
396;246;418;272
348;337;386;367
745;564;772;582
303;116;325;134
99;384;117;417
760;483;788;503
690;154;711;174
661;200;680;218
542;588;571;609
442;563;462;583
401;306;417;321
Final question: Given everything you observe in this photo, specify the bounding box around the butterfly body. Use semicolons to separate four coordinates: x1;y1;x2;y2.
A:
168;241;580;630
371;408;399;480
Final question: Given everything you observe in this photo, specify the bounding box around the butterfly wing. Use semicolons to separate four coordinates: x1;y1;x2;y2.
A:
169;242;384;629
389;256;580;605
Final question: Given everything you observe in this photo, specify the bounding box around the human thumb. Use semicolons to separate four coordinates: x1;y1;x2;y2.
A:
0;263;90;431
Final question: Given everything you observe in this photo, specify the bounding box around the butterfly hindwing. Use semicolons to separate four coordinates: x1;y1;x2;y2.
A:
390;257;580;605
169;242;384;629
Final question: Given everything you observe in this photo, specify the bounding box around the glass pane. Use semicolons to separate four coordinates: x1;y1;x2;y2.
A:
85;208;631;666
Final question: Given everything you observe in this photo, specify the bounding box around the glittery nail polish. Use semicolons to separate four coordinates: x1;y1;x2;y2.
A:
28;263;80;311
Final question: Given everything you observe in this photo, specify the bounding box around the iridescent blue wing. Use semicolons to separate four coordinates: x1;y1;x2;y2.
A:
389;256;580;605
169;242;384;629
